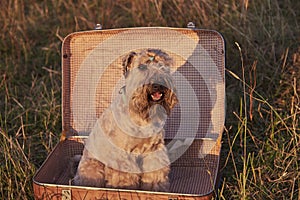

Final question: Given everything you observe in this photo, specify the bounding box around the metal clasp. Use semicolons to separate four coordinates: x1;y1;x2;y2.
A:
187;22;196;29
95;23;103;30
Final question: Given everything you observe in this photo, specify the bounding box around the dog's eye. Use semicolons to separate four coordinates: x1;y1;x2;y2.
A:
138;64;147;70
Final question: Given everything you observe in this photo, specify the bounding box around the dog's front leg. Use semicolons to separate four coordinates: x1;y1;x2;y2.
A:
104;167;141;190
140;147;170;192
73;149;106;187
104;153;141;190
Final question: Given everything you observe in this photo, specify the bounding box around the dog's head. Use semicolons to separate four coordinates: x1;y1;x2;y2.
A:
122;49;178;121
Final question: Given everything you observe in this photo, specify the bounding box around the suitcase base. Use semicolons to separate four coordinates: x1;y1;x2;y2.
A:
33;138;219;200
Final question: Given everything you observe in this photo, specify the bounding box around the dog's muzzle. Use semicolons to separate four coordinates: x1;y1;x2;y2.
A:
148;84;167;102
146;70;175;102
147;83;168;102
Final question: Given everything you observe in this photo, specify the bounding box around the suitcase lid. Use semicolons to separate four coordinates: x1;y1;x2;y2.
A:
61;27;225;159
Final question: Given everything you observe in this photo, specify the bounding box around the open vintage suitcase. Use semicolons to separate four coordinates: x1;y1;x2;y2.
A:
33;27;225;200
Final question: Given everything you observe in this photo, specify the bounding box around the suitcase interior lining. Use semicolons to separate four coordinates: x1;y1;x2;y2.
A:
34;138;220;196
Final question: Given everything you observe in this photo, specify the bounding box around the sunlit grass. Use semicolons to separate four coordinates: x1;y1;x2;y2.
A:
0;0;299;199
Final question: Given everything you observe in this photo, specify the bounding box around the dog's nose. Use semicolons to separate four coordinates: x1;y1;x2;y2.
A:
150;76;167;89
152;83;160;90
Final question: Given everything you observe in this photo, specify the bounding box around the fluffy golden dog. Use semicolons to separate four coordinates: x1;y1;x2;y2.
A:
74;49;178;192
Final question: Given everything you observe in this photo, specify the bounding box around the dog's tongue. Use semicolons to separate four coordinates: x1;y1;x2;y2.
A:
151;92;163;101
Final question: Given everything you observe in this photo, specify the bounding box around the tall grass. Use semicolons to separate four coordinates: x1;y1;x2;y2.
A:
0;0;299;199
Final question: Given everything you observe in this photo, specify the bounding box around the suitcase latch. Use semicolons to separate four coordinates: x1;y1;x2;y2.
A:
62;189;72;200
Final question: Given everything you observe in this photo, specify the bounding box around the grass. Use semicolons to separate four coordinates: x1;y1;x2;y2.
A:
0;0;299;199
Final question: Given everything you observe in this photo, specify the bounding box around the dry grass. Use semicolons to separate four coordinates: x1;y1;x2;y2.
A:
0;0;299;199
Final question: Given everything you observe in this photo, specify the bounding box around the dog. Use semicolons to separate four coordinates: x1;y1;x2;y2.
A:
73;49;178;192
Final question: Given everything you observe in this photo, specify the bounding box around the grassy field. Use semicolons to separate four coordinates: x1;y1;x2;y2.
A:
0;0;299;199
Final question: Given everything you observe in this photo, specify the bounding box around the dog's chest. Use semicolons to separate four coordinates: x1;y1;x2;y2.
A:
98;107;165;154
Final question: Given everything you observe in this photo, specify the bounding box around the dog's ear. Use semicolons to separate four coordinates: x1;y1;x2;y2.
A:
122;51;137;77
164;89;178;115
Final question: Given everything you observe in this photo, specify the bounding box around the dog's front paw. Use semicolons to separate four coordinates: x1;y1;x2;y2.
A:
140;168;170;192
141;180;170;192
73;155;106;187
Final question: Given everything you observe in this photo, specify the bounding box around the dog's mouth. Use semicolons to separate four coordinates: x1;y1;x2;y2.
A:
150;91;164;102
147;84;167;102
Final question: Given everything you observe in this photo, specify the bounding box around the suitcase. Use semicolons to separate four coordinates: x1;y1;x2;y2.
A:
33;27;225;200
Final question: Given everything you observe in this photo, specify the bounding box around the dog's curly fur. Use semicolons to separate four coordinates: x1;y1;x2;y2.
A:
74;49;178;192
